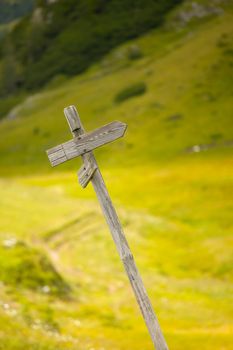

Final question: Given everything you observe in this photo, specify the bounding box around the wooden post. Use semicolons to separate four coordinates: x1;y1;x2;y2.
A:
46;105;169;350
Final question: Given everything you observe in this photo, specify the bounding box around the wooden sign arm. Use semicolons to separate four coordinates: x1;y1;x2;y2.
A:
47;121;127;167
64;106;169;350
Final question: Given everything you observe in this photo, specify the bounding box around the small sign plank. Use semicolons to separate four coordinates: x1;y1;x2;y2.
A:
47;121;127;167
78;154;97;188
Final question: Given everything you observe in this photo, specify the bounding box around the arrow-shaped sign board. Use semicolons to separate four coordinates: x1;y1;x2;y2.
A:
47;121;127;167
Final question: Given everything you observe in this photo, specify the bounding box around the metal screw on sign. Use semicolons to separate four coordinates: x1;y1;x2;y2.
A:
46;105;169;350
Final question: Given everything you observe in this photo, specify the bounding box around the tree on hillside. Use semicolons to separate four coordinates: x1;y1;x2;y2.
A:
0;41;23;95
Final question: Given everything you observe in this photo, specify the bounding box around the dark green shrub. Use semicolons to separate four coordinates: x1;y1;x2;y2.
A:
210;133;222;141
0;239;70;297
114;82;147;103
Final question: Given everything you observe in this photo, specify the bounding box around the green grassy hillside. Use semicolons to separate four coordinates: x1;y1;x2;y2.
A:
0;1;232;349
0;0;181;94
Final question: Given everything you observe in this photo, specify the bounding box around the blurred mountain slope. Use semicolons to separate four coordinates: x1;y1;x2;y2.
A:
0;0;232;174
0;0;35;24
0;0;182;93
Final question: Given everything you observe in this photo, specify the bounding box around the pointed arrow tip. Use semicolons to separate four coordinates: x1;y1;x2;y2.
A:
115;121;128;136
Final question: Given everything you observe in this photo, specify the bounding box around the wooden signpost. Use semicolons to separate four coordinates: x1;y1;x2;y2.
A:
46;105;169;350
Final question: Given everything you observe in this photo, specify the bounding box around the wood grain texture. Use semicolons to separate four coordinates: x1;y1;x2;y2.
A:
63;105;169;350
47;121;127;167
64;105;82;132
78;153;97;188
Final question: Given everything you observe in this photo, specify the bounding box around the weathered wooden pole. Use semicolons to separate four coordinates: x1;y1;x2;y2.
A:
46;105;169;350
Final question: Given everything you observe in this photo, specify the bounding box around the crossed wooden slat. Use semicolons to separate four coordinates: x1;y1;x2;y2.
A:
47;121;127;167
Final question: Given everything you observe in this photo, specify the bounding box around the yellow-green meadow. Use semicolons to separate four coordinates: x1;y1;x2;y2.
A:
0;2;232;349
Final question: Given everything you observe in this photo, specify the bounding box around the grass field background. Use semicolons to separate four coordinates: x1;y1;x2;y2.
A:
0;1;232;349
